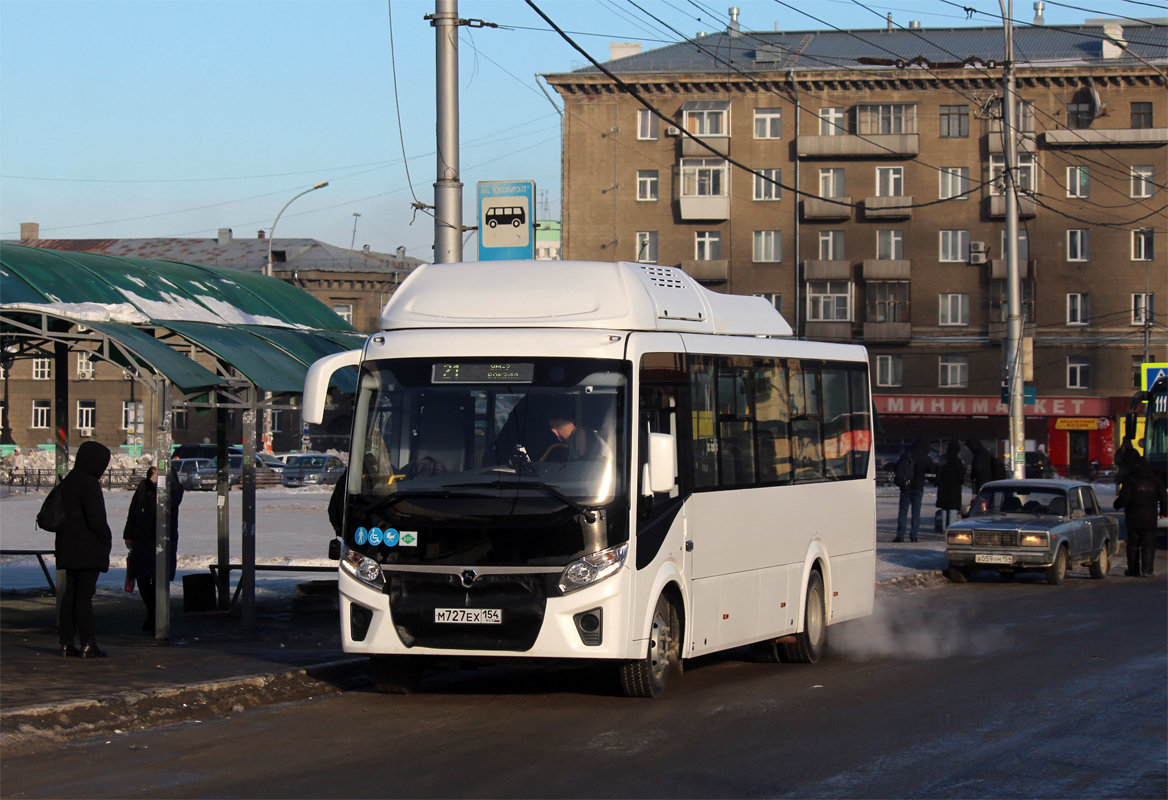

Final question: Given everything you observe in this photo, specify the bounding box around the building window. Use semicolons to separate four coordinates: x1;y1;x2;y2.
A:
818;230;845;260
876;230;903;260
875;167;903;197
939;167;969;200
636;231;658;263
1133;293;1155;325
76;400;96;431
819;107;846;135
939;230;970;263
270;409;282;433
1131;166;1154;198
32;400;51;429
754;108;782;139
1067;293;1090;325
753;168;782;201
1066;165;1089;198
680;158;727;197
1001;229;1030;260
76;352;95;380
637;170;659;201
990;154;1035;194
807;281;851;322
939;356;969;389
867;281;909;323
819;168;845;198
754;293;782;314
695;231;721;261
32;358;51;381
173;408;189;431
753;231;782;262
332;303;353;324
938;105;969;138
1132;228;1154;261
991;280;1035;322
876;355;903;387
1066;357;1090;389
939;293;970;326
991;98;1035;132
121;400;143;431
856;104;917;135
1067;229;1090;261
637;109;659;140
1131;102;1152;129
684;108;725;136
1066;102;1092;130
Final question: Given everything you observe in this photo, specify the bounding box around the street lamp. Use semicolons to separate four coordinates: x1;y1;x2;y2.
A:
265;180;329;277
1;344;16;445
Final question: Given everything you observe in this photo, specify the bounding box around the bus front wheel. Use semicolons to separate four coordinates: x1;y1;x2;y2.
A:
370;655;423;694
779;571;827;664
619;593;676;698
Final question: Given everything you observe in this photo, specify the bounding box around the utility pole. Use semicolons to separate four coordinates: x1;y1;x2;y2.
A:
431;0;462;263
350;212;361;250
1000;0;1026;478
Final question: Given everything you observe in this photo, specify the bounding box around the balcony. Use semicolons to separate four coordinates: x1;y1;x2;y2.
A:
863;322;912;343
803;260;851;280
681;135;730;157
1043;128;1167;147
796;134;919;158
988;195;1037;218
864;196;913;219
679;260;728;283
989;258;1036;280
862;259;911;280
678;195;730;221
802;197;852;220
804;321;853;341
986;133;1037;154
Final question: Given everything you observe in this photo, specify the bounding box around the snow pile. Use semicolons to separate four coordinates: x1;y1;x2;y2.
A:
8;447;152;473
117;287;294;328
1;302;149;325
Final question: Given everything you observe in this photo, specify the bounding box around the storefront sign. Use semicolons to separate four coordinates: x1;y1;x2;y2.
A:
1054;417;1107;431
875;395;1110;417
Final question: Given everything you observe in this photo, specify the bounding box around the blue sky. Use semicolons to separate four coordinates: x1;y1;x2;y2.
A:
0;0;1150;260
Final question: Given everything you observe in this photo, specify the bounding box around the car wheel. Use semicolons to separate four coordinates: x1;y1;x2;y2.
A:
1089;542;1110;580
947;564;968;584
370;655;423;694
778;571;827;664
1046;545;1068;586
619;593;676;698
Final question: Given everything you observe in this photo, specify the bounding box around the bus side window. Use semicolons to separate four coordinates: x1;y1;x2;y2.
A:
755;358;791;484
789;359;826;483
689;355;718;489
849;366;872;478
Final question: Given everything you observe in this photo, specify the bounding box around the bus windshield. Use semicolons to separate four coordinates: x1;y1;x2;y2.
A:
345;357;628;567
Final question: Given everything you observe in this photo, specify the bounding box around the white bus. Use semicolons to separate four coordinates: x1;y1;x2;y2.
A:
304;261;875;697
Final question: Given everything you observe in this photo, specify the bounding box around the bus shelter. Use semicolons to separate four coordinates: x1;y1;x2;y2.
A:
1;243;364;634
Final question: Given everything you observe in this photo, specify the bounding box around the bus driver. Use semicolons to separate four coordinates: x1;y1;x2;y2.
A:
549;411;613;461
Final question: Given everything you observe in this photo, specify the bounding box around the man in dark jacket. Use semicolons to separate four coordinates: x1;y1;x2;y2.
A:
1114;458;1168;577
936;439;967;530
894;437;932;543
55;441;113;658
966;437;994;492
123;464;184;633
328;468;347;537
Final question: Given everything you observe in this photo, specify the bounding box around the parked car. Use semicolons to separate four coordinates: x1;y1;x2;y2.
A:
172;444;242;462
193;455;244;490
174;457;211;490
281;454;346;487
257;453;286;473
944;479;1118;585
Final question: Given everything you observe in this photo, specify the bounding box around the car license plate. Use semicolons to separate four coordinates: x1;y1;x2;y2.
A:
975;554;1014;565
434;608;501;624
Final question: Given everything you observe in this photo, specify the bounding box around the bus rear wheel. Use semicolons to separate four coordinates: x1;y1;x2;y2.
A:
619;593;676;698
370;655;423;694
779;571;827;664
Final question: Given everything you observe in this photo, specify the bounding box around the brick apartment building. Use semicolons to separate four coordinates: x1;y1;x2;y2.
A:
544;17;1167;471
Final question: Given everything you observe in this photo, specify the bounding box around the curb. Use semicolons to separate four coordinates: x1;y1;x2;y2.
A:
0;656;371;749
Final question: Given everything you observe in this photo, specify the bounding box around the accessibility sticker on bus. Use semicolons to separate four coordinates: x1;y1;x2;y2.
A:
399;531;418;547
368;528;383;546
385;528;400;547
354;527;368;545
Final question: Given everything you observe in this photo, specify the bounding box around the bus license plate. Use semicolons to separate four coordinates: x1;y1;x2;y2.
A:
975;554;1014;564
434;608;502;624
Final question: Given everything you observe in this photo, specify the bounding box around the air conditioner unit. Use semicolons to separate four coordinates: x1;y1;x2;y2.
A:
970;242;988;254
666;126;681;136
79;429;93;438
969;253;988;265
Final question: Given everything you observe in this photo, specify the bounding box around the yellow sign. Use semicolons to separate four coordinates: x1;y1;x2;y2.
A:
1141;362;1168;391
1055;417;1101;431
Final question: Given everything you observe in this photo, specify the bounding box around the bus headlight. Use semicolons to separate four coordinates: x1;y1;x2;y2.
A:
947;531;972;545
1020;532;1049;547
559;543;627;595
340;543;385;591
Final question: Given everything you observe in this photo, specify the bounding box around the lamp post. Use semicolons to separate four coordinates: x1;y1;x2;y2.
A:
265;181;329;277
1;345;16;445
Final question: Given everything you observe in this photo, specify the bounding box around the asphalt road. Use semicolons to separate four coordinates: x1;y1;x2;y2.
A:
3;567;1164;799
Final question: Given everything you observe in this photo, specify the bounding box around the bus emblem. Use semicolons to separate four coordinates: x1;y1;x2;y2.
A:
460;570;478;588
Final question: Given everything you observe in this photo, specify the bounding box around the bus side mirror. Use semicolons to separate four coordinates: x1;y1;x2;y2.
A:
303;349;363;424
647;433;677;495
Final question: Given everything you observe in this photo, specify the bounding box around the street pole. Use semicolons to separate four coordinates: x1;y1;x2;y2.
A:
154;379;172;641
432;0;463;263
350;212;361;250
1000;0;1026;479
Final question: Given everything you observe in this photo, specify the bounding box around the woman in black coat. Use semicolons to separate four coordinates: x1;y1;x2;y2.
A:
55;441;113;658
936;439;967;530
124;464;184;633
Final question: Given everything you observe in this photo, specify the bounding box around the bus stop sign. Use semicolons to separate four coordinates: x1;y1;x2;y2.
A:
477;181;535;261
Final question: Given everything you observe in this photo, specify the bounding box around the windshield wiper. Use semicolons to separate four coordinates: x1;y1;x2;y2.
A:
446;480;599;523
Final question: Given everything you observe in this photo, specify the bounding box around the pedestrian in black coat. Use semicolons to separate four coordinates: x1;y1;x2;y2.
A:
124;464;184;633
55;441;113;658
966;437;993;492
1113;459;1167;577
328;468;347;537
936;439;967;529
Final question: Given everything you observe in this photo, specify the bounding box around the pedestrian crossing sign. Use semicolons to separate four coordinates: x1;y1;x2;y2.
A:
1142;363;1168;391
